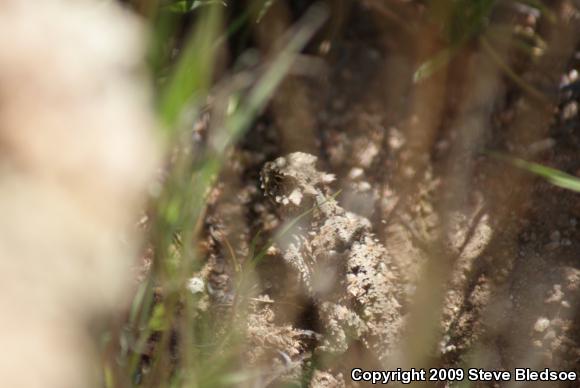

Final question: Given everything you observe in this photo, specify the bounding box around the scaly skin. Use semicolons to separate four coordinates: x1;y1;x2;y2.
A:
261;152;404;359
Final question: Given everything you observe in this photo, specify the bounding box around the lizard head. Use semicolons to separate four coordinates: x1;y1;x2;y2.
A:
260;152;335;208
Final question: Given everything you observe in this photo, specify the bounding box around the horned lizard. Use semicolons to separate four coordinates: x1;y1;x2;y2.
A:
260;152;403;360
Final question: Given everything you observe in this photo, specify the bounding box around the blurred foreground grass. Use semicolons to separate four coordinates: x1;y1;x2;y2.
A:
103;1;326;387
102;1;580;387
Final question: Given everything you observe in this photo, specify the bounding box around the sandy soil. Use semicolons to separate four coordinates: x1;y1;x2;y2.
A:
193;1;580;386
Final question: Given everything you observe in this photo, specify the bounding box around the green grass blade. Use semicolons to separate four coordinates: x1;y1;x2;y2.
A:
413;46;455;83
489;151;580;192
158;4;222;130
223;4;328;148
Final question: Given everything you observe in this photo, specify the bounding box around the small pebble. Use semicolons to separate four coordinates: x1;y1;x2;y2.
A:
348;167;364;180
561;101;578;121
186;277;205;295
543;330;556;341
545;285;563;303
534;317;550;333
357;181;371;191
561;300;571;308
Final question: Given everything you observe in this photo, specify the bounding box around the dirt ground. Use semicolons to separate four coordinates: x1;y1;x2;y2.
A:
194;1;580;386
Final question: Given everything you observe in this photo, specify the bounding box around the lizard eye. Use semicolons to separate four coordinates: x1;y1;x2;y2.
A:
265;173;286;194
261;170;300;205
